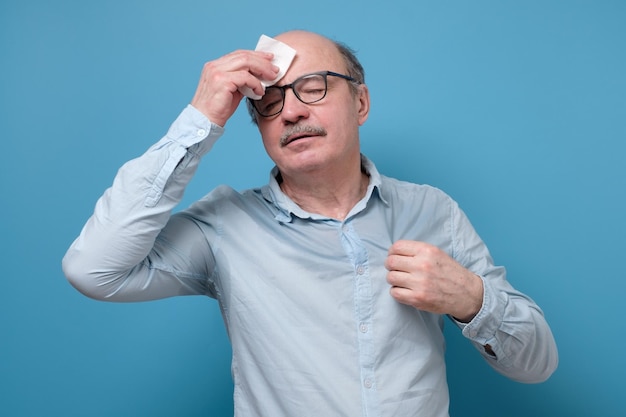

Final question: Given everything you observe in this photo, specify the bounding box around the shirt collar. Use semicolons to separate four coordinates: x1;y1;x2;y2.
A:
261;154;389;223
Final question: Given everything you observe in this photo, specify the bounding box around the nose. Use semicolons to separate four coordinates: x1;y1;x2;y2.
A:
280;88;310;123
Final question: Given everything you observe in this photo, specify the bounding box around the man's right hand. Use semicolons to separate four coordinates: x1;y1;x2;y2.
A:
190;50;279;127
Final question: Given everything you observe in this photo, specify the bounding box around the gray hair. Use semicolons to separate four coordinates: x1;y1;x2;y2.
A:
246;39;365;125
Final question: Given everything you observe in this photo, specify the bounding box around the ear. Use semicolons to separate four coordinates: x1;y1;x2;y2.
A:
355;84;370;126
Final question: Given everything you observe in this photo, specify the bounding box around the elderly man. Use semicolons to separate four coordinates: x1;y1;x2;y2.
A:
63;30;558;417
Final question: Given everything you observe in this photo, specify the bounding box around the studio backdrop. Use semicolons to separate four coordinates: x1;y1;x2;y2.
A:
1;1;624;416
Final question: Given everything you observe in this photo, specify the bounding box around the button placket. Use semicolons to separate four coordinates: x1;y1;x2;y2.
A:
339;220;380;414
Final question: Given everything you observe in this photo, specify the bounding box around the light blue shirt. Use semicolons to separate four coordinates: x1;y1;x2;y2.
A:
63;105;558;417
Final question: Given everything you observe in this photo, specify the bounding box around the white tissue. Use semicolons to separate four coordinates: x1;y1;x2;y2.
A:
239;34;296;100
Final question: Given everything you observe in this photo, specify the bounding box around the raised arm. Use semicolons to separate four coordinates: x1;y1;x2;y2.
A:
62;50;278;301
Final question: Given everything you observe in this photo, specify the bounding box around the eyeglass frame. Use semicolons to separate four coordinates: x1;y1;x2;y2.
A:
249;70;361;118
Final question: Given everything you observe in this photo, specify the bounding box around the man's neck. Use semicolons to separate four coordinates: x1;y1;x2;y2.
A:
278;161;369;221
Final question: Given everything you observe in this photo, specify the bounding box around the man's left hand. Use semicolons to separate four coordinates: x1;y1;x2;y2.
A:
385;240;484;322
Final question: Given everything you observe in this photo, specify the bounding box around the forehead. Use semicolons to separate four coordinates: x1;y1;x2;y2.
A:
275;32;345;81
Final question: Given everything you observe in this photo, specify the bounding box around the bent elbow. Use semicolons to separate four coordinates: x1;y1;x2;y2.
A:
61;250;110;301
525;344;559;384
508;333;559;384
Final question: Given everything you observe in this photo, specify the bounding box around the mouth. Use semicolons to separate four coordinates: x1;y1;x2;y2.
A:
280;125;327;147
283;133;315;146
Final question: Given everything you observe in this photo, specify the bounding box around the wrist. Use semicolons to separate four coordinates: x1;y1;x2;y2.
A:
454;274;484;323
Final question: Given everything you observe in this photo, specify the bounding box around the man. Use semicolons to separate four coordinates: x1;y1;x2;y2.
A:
63;30;558;417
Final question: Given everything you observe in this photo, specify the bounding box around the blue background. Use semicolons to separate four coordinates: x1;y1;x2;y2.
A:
1;1;624;416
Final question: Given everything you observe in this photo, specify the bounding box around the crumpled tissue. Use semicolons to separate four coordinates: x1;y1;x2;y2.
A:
239;34;296;100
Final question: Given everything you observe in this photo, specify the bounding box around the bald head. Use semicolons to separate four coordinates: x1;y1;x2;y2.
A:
274;30;364;84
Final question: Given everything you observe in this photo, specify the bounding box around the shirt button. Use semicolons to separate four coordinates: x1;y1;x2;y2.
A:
356;265;365;275
196;128;207;137
363;378;373;389
359;323;368;333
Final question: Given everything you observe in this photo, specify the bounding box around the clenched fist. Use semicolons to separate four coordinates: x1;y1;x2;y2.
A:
385;240;484;322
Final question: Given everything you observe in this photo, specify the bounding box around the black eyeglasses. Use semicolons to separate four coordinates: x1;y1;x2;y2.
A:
250;70;360;117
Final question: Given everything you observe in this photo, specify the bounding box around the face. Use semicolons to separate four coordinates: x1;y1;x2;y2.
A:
256;31;370;178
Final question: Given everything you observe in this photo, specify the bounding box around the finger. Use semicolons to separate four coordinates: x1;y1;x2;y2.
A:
217;50;278;83
388;240;423;256
384;253;416;273
222;70;267;96
391;241;444;264
389;285;419;307
386;269;414;288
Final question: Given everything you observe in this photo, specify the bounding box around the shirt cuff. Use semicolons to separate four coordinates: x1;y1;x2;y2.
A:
144;105;225;207
162;104;224;153
454;276;506;345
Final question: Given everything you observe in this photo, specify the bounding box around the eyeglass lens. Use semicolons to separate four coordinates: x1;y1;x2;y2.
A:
255;73;328;117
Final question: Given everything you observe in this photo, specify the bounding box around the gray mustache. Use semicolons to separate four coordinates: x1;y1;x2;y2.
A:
280;125;327;146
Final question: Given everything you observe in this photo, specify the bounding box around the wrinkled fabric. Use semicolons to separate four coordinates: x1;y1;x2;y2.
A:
63;105;558;417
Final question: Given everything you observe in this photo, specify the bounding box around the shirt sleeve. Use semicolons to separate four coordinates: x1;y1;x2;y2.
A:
449;201;559;383
62;105;224;302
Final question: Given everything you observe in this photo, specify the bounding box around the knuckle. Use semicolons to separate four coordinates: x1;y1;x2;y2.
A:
418;242;436;255
203;60;218;73
419;259;435;274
